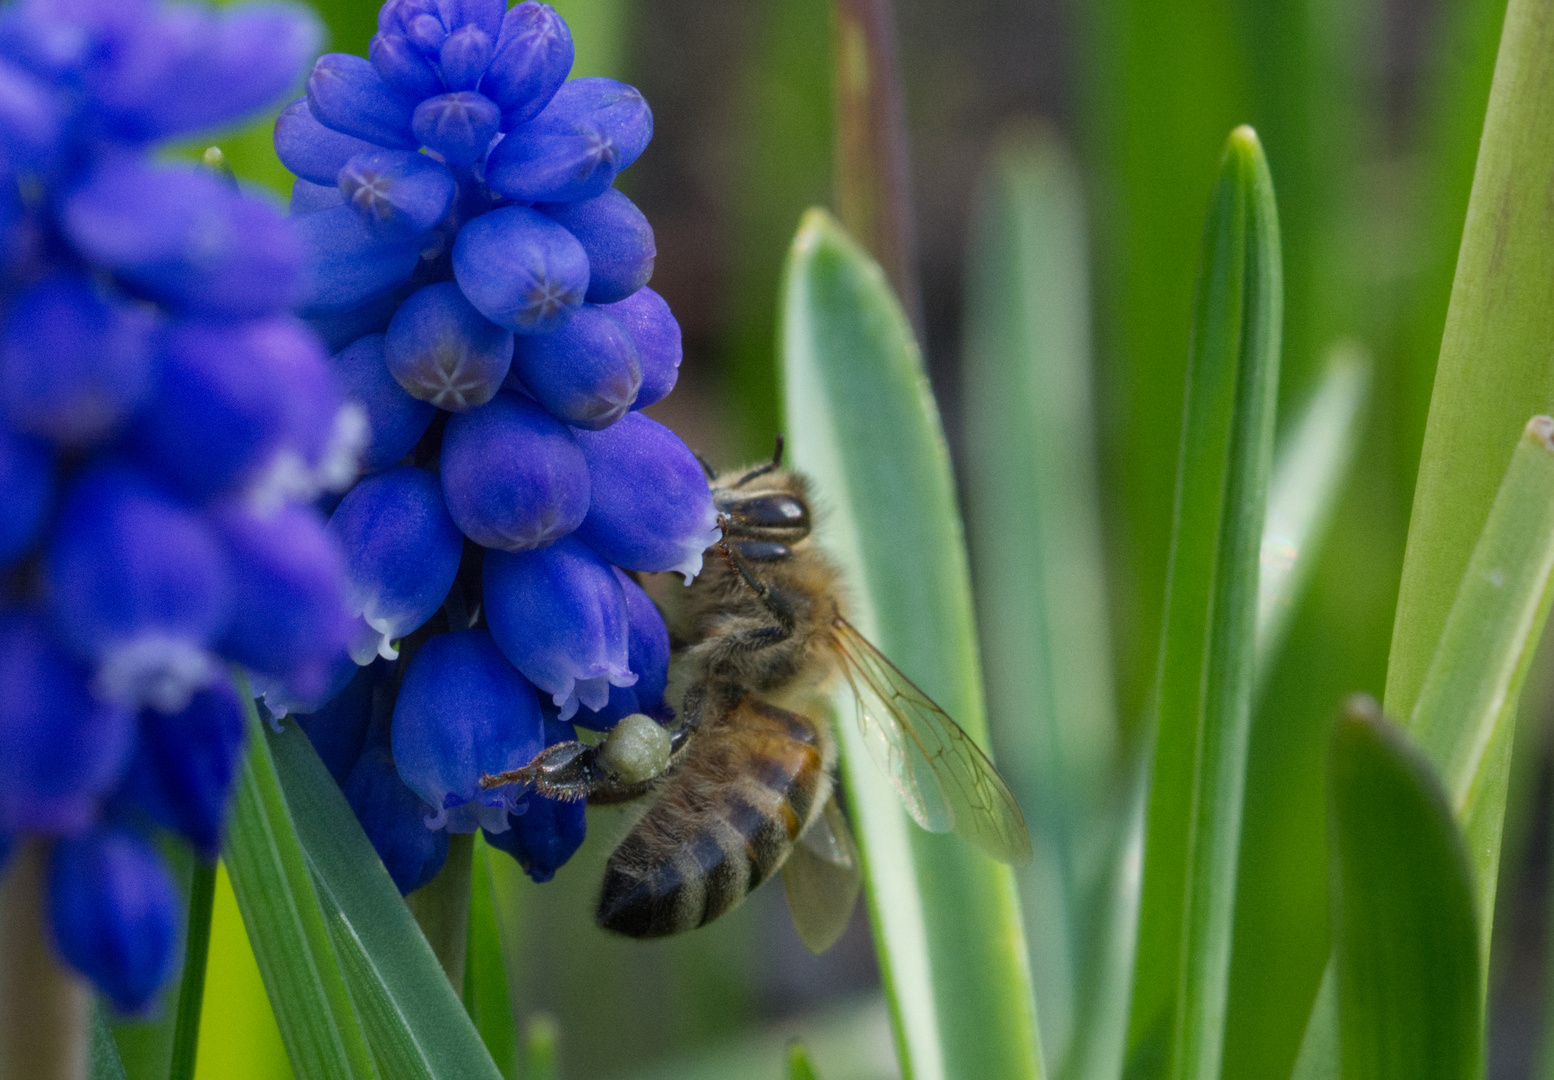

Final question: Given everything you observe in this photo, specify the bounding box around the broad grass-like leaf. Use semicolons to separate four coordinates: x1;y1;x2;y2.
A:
781;207;1041;1080
463;836;518;1078
958;124;1117;1080
264;720;506;1080
1124;127;1281;1080
1328;698;1481;1080
225;684;379;1080
405;835;473;992
1383;0;1554;725
192;865;294;1080
1294;416;1554;1077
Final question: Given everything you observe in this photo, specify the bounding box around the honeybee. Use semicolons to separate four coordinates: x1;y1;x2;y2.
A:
481;439;1031;952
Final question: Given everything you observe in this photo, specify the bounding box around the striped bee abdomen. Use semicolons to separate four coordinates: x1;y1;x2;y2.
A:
596;697;830;939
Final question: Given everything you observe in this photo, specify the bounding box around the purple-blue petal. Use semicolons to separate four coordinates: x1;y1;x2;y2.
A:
411;91;500;168
605;286;681;410
438;24;492;91
344;744;449;893
294;658;386;785
440;391;588;550
573;413;719;581
275;96;379;187
306;52;417;149
332;333;435;472
508;302;639;429
451;205;587;334
328;465;463;662
63;159;304;319
483;1;571;127
540;188;654;303
339;148;455;239
483;536;634;720
213;502;352;702
368;32;442;103
294;203;424;314
385;281;512;410
390;629;543;832
484;77;651;203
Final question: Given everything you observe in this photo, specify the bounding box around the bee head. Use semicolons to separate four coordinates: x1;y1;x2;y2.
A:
709;450;812;562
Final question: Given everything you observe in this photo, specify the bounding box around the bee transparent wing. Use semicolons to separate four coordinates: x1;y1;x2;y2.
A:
831;618;1033;865
781;794;862;954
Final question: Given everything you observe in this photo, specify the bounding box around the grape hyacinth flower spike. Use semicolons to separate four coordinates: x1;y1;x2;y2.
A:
0;0;362;1013
280;0;715;892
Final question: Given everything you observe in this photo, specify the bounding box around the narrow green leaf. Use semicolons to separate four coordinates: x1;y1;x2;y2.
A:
264;720;506;1080
1294;416;1554;1077
1383;0;1554;725
91;1003;128;1080
167;861;215;1080
958;124;1117;1078
1255;344;1370;684
405;833;473;993
464;836;518;1078
521;1014;558;1080
1125;126;1282;1080
787;1041;821;1080
780;207;1042;1080
224;682;379;1080
1328;697;1481;1080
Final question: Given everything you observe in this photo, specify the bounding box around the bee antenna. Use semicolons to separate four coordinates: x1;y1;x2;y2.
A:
693;450;717;481
771;433;785;467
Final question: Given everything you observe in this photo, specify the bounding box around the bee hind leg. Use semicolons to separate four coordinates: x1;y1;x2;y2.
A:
479;740;608;801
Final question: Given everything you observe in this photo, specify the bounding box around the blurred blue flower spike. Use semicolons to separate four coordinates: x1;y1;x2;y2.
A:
281;0;710;895
47;827;179;1016
0;0;361;1013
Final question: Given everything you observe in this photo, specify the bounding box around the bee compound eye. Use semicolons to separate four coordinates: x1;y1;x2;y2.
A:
600;713;673;784
732;493;809;530
735;540;791;562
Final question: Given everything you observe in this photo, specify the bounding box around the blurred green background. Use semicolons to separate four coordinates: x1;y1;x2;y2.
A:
188;0;1554;1076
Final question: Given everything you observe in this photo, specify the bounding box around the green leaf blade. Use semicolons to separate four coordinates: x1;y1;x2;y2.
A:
1328;699;1481;1080
224;687;379;1080
958;124;1120;1080
780;207;1042;1080
1126;125;1282;1080
1384;0;1554;725
1294;416;1554;1077
464;836;518;1078
264;720;506;1080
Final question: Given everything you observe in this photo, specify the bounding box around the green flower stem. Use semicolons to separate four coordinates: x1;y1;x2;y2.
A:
166;860;216;1080
831;0;921;332
406;833;474;996
0;840;87;1080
